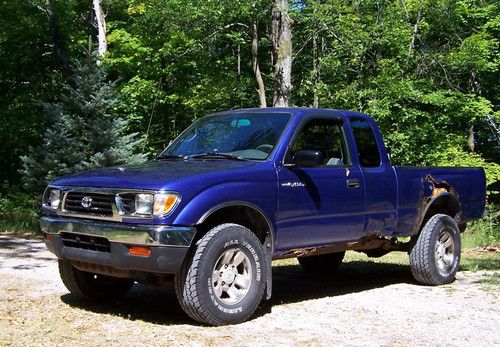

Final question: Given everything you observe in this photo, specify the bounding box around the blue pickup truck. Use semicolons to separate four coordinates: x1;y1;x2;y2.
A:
41;108;486;325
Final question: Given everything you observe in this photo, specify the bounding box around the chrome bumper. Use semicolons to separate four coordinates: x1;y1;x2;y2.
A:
40;216;196;247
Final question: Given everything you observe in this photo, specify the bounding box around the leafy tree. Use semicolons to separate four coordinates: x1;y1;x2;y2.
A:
104;0;274;154
1;0;498;195
291;0;500;186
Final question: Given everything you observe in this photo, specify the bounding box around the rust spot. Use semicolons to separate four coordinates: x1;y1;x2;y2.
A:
426;175;452;199
286;247;318;257
412;175;457;235
279;233;401;259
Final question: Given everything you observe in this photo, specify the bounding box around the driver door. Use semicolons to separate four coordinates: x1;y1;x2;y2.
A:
276;115;366;252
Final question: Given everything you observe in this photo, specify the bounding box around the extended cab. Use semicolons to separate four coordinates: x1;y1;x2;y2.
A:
41;108;486;325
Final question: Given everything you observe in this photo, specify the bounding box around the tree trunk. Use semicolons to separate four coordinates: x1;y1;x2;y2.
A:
407;0;423;61
40;0;69;72
237;43;241;77
251;17;267;108
312;18;320;108
468;124;475;152
271;0;292;107
93;0;107;57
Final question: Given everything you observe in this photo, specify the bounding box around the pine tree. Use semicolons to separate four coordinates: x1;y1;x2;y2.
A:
20;57;147;191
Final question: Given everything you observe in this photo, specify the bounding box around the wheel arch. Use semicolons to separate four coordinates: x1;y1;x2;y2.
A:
414;192;461;236
195;201;275;299
196;201;274;249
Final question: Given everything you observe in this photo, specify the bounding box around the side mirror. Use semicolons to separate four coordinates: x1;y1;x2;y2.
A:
292;150;323;167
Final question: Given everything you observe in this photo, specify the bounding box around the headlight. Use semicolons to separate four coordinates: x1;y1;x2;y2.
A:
133;192;180;217
43;188;61;209
135;193;154;215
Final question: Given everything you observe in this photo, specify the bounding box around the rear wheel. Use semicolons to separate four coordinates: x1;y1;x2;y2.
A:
298;251;345;273
175;223;267;326
410;214;461;285
58;259;134;300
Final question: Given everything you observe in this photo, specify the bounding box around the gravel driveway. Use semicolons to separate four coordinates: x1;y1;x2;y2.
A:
0;235;499;346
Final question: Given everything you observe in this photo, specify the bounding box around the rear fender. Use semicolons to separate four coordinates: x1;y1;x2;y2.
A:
414;191;461;236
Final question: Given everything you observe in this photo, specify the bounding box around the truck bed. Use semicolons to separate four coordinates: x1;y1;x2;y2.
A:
393;166;486;236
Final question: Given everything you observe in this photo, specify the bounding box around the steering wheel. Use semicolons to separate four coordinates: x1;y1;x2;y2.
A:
255;144;274;154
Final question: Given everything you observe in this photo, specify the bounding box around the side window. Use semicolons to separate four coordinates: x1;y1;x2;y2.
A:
289;118;349;166
350;118;381;167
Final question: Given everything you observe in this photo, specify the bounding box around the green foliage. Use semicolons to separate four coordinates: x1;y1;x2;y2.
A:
463;205;500;248
292;0;499;199
20;57;147;192
103;0;273;155
0;0;95;189
432;146;500;185
0;192;39;233
0;0;499;236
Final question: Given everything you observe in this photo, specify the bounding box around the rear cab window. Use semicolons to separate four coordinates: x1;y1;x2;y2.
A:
350;118;381;167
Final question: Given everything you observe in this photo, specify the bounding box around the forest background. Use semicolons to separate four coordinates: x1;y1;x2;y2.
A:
0;0;498;245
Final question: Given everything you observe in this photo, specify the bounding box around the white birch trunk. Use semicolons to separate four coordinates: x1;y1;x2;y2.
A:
271;0;292;107
251;17;267;108
93;0;107;57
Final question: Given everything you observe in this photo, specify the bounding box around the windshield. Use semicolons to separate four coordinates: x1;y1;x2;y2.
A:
160;113;291;160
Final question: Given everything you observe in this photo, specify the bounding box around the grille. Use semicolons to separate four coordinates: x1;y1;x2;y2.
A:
60;232;111;253
116;193;136;214
64;191;114;216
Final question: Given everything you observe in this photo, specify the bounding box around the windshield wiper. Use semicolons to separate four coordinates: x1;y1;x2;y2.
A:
156;154;187;160
189;152;249;161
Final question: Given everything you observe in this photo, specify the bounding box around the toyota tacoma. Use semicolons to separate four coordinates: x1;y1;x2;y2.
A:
41;108;486;325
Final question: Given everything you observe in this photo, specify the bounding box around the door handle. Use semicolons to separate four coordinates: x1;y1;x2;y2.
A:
347;179;360;188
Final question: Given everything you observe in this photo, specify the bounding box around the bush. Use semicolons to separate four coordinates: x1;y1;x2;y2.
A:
0;192;40;233
463;204;500;248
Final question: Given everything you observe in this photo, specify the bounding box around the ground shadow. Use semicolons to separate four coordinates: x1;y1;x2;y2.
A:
0;236;54;267
60;284;193;325
269;261;414;306
60;260;415;325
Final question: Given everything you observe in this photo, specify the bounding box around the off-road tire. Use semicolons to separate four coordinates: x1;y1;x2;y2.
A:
175;223;267;326
298;251;346;273
410;214;461;285
58;259;134;300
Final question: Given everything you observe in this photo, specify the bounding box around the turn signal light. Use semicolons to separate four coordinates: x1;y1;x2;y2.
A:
128;246;152;257
153;193;180;217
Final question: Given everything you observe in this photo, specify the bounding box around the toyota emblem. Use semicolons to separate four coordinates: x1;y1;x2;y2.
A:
81;196;93;208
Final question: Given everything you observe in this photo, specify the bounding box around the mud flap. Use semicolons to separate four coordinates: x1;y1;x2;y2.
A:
264;241;272;300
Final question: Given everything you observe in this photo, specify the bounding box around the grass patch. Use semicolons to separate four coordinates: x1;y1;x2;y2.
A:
462;205;499;248
461;251;500;271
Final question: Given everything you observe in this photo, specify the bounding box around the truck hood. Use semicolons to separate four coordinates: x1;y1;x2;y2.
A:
50;159;259;190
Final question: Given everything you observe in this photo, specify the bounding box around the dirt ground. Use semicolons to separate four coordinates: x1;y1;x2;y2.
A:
0;235;499;347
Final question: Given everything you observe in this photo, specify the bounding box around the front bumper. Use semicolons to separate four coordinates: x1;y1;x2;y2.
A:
40;216;196;274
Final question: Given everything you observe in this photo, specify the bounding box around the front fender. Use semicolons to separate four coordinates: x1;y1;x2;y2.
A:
172;181;278;228
172;180;277;301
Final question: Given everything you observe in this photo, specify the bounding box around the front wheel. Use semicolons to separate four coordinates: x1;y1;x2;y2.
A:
410;214;461;285
175;224;267;326
58;259;134;300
